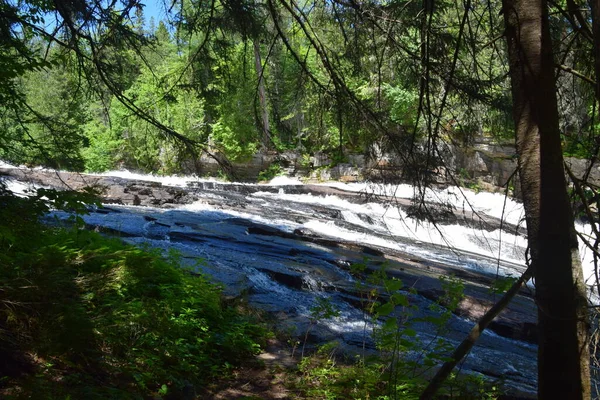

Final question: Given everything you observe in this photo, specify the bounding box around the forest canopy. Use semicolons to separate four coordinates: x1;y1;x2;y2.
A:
1;0;595;177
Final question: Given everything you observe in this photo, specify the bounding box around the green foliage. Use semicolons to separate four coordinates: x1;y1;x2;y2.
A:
0;0;595;181
294;259;499;399
0;1;55;100
0;191;266;399
108;58;206;173
490;276;518;294
561;104;600;159
208;42;261;161
384;84;419;129
257;163;283;182
81;123;122;172
296;350;391;400
210;120;258;161
0;49;88;170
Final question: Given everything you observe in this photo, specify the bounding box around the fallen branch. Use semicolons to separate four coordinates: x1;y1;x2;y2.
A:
419;264;534;400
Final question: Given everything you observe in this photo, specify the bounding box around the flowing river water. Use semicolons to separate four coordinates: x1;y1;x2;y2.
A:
5;166;600;398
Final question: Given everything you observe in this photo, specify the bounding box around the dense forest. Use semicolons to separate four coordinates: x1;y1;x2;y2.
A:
2;0;595;176
1;0;600;398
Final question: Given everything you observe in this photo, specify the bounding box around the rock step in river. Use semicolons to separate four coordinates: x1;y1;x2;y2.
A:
3;166;540;397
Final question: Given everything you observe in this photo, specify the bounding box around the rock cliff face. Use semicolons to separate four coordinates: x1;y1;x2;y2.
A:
195;144;600;193
446;142;517;188
17;140;589;193
447;142;600;188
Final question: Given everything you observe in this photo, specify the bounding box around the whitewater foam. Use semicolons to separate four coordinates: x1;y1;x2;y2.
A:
4;162;599;291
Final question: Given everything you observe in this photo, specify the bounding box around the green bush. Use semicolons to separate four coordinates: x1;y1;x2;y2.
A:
0;191;266;399
258;163;284;182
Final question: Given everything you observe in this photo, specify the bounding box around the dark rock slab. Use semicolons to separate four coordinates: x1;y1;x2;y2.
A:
3;166;538;346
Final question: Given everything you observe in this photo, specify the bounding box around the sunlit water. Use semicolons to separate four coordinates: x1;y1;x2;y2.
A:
4;163;600;395
2;162;598;291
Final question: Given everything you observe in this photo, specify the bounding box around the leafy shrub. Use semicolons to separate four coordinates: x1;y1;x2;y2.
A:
292;259;500;399
258;163;283;182
81;123;122;172
210;120;258;162
384;84;419;129
0;191;266;399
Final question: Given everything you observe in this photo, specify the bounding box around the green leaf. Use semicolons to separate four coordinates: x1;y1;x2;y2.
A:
385;279;403;292
376;302;394;316
383;317;398;330
159;384;168;395
403;328;417;337
391;293;409;307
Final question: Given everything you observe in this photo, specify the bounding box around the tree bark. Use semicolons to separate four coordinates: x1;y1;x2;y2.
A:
502;0;590;398
253;39;271;150
591;0;600;101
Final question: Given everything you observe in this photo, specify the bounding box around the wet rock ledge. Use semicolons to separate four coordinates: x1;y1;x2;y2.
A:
1;166;537;344
0;167;524;234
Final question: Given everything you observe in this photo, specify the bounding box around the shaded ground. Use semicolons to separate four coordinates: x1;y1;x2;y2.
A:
201;339;296;400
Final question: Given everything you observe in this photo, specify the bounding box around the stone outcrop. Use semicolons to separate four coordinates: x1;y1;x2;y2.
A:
4;163;542;396
0;168;198;207
12;140;592;193
195;143;515;188
446;142;518;188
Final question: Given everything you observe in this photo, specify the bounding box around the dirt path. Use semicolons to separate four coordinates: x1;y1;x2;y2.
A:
200;339;299;399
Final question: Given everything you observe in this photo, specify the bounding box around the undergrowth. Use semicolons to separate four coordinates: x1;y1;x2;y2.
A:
258;162;284;182
0;189;267;399
0;186;503;399
288;259;501;399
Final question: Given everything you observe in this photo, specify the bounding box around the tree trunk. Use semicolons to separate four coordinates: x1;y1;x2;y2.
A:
502;0;590;398
591;0;600;101
253;39;271;150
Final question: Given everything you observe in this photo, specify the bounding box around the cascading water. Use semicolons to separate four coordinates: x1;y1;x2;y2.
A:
4;163;599;397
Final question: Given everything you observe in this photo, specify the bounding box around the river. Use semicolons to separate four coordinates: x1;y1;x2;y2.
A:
4;165;598;398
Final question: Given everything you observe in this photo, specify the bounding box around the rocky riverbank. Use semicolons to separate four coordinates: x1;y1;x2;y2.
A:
0;165;535;342
1;164;540;397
